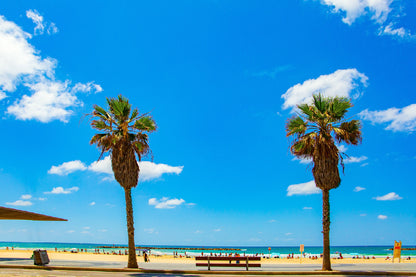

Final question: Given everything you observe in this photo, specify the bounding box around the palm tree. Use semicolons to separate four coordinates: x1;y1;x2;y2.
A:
90;95;156;268
286;94;361;271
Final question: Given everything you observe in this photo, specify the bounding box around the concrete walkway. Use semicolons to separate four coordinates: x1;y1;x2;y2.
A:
1;258;416;276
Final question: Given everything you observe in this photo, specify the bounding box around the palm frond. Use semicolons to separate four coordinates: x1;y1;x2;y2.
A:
134;116;157;132
286;116;308;137
333;120;362;145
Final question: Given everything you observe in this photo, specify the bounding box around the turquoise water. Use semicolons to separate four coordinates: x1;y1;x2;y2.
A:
0;242;414;258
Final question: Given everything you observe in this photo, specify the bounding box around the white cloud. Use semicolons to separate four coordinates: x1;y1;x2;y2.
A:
7;79;101;123
319;0;414;39
0;14;100;123
5;200;32;206
89;202;96;206
26;10;59;35
292;157;312;164
282;69;368;110
320;0;392;25
48;160;87;176
148;197;186;209
88;156;113;174
354;186;366;192
287;180;320;196
88;156;183;181
374;192;402;201
37;197;46;201
344;156;368;163
21;194;32;200
26;10;45;35
360;163;369;167
45;186;79;194
72;82;103;93
83;227;90;230
378;214;388;220
303;207;313;210
139;161;183;181
47;23;58;35
337;145;348;153
379;23;414;39
0;16;54;93
144;228;158;234
66;230;75;233
360;104;416;132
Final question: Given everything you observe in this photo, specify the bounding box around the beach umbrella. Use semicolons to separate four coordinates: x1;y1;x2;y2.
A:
0;206;67;221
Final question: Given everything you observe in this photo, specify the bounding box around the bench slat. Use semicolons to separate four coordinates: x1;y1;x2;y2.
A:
195;256;261;261
196;263;261;267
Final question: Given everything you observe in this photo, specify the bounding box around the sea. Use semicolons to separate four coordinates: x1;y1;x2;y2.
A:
0;242;415;258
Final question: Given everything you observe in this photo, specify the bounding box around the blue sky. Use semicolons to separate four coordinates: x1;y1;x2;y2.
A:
0;0;416;247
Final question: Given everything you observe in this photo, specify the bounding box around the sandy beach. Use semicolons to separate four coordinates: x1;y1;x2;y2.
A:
0;249;414;265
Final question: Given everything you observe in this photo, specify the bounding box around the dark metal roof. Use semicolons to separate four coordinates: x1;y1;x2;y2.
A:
0;206;67;221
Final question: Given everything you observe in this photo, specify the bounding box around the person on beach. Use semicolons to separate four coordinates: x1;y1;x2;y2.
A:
144;252;149;262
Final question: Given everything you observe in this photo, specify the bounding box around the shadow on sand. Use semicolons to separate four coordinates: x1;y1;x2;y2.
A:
0;257;31;262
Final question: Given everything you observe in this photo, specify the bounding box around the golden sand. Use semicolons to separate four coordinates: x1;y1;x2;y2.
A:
0;249;414;265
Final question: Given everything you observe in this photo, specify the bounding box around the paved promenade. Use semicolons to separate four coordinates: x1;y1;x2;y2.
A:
1;257;416;276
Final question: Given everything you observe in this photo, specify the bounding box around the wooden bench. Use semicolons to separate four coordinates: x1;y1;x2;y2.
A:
195;256;261;271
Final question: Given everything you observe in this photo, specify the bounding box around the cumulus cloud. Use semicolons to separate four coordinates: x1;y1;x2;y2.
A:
26;9;58;35
5;200;33;206
379;23;414;39
44;186;79;194
148;197;186;209
26;10;45;35
72;82;103;93
374;192;402;201
378;214;388;220
292;157;312;164
360;104;416;132
88;156;113;174
337;145;348;153
89;202;96;206
63;156;184;182
0;14;100;122
344;156;368;164
354;186;366;192
139;161;183;181
282;69;368;110
320;0;392;25
7;79;101;123
287;180;321;196
21;194;32;200
48;160;87;176
318;0;413;39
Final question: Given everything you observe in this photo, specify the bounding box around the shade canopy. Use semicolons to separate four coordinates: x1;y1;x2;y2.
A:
0;206;67;221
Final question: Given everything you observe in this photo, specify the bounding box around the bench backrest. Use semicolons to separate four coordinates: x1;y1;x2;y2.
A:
195;256;260;261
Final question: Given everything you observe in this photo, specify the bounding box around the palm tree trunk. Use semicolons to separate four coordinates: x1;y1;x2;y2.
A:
124;187;138;268
321;189;331;271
